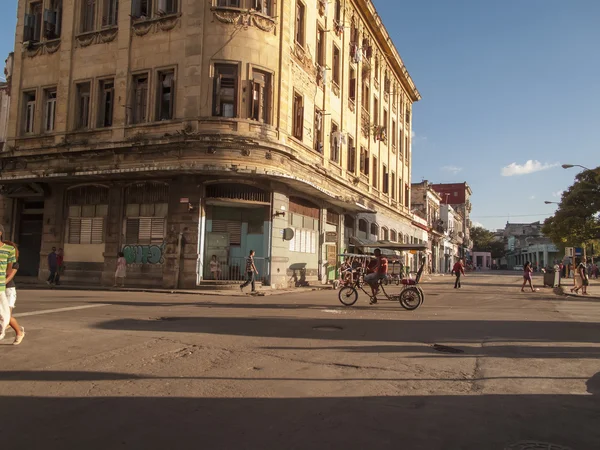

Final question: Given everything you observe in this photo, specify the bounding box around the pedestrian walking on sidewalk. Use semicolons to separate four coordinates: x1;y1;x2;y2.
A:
0;226;17;342
114;252;127;287
240;250;259;293
571;259;589;295
47;247;58;285
3;240;25;345
521;261;535;292
452;258;465;289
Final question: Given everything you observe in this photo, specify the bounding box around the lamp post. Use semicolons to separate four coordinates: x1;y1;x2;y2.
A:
562;164;592;171
544;201;559;205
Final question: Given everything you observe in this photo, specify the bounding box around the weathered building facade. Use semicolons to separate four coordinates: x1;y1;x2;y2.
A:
432;182;473;259
0;0;420;288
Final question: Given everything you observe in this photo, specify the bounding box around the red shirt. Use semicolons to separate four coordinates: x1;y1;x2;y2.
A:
452;262;464;275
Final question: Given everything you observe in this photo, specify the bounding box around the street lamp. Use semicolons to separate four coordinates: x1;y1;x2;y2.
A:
544;201;559;205
562;164;592;171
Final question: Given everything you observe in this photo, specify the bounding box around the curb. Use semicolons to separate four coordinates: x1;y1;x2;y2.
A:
15;283;334;297
557;285;600;301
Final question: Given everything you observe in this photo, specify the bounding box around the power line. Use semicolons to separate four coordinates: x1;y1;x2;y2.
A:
470;213;552;219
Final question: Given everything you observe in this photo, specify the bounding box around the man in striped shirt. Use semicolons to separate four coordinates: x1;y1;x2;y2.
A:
0;225;17;340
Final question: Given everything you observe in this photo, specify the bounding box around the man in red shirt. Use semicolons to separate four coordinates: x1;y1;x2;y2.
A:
365;249;388;304
452;258;465;288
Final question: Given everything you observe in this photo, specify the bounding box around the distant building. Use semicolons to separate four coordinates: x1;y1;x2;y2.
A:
0;53;12;151
502;221;560;269
440;203;462;272
431;182;473;259
411;181;444;273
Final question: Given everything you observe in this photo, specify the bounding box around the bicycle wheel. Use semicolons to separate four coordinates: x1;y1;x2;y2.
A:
400;287;423;311
338;286;358;306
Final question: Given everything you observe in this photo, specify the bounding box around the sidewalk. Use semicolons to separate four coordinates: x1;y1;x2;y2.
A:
559;277;600;300
14;278;334;297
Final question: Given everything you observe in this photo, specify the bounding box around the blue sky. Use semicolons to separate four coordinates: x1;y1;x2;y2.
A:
373;0;600;230
1;1;598;231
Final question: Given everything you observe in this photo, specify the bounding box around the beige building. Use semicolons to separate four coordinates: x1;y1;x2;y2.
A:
0;0;420;288
0;53;13;151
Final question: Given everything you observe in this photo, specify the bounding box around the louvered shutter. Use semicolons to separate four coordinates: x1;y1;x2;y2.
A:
91;218;104;244
138;218;152;243
126;218;140;243
151;218;165;243
68;218;81;244
80;218;93;244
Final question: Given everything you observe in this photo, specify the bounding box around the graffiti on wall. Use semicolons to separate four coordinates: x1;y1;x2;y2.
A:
123;243;166;265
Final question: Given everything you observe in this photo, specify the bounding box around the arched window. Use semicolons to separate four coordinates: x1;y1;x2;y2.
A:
390;230;397;242
66;185;108;244
370;223;379;237
358;219;368;233
124;182;169;245
381;227;389;241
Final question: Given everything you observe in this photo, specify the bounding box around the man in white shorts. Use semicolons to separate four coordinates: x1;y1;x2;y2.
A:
0;226;17;342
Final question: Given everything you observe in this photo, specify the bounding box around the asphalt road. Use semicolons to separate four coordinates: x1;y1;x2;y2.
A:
1;273;599;450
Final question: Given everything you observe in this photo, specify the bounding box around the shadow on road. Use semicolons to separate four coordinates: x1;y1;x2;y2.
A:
0;392;597;449
94;316;600;347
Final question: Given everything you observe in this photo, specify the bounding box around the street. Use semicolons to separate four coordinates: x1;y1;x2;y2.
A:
1;273;599;450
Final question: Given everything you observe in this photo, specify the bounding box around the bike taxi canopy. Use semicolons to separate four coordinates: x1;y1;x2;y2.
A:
349;237;428;253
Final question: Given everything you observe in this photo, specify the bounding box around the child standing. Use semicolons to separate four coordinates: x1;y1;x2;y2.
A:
114;252;127;287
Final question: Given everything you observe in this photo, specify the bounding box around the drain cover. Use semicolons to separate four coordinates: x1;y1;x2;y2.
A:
313;325;344;332
432;344;464;354
505;442;572;450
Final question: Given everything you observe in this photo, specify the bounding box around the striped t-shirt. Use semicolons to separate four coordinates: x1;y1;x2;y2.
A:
0;243;16;292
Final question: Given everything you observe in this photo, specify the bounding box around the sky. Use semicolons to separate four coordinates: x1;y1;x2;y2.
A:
0;1;598;231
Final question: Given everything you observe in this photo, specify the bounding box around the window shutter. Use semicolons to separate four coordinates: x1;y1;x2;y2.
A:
168;75;175;119
158;0;167;14
214;73;222;116
68;218;81;244
151;218;165;242
80;218;93;244
296;105;303;138
139;218;152;243
91;218;104;244
126;218;140;243
24;14;34;41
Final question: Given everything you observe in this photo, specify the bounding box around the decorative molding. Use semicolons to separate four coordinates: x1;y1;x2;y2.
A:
132;14;182;37
23;39;61;57
332;83;340;97
211;7;276;33
291;43;317;78
75;27;118;48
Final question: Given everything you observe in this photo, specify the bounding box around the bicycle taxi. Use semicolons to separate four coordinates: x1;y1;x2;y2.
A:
336;241;427;310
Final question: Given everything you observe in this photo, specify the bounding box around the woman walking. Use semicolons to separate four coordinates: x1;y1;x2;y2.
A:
452;258;465;289
571;259;589;295
521;261;535;292
3;240;25;345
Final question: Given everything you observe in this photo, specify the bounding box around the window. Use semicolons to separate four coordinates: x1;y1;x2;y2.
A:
382;227;389;241
213;64;238;118
217;0;240;7
81;0;96;32
156;70;175;121
382;165;389;194
131;74;149;124
66;186;109;245
347;135;355;174
44;89;57;132
374;57;379;82
392;119;397;148
405;134;409;160
373;96;379;126
288;198;319;254
333;0;341;23
132;0;152;18
252;0;272;16
330;122;340;163
22;91;36;134
157;0;177;15
383;109;388;132
399;129;403;157
316;26;325;68
98;79;114;127
292;91;303;140
362;79;369;112
405;185;410;208
332;44;340;86
102;0;118;26
360;147;369;176
249;69;271;124
24;2;42;42
399;177;403;204
313;108;323;152
75;82;91;129
358;219;367;234
124;183;169;245
391;171;396;200
390;230;397;242
349;65;356;102
44;0;63;40
68;205;107;244
295;1;305;46
370;223;378;237
372;156;378;188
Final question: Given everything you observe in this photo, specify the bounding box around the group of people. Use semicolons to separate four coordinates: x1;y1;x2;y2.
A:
0;225;25;345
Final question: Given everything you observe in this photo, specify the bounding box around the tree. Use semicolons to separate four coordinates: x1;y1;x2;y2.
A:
471;226;505;258
542;168;600;251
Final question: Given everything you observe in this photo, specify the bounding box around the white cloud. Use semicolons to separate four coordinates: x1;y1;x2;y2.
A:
411;131;416;139
529;195;536;200
501;160;558;177
552;190;563;198
441;165;463;175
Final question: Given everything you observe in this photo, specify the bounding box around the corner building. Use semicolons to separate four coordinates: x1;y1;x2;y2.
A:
0;0;420;289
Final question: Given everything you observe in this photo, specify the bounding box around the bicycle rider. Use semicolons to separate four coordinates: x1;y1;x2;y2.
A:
364;249;388;304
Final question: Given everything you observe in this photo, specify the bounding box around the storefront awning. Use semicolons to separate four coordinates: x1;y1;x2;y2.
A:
350;237;428;252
